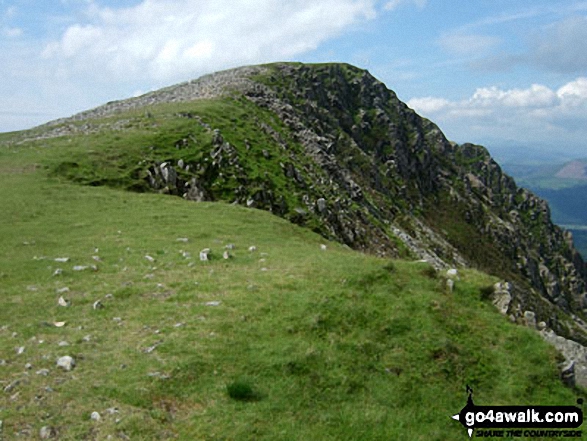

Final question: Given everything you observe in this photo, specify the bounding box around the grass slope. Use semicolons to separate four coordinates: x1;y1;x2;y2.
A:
0;111;583;440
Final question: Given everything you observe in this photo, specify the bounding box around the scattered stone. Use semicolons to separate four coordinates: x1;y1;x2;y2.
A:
174;323;184;328
58;296;71;307
56;287;70;294
56;356;75;371
223;250;231;260
39;426;56;439
27;285;38;291
54;322;66;328
446;279;455;292
105;293;114;299
73;265;89;271
446;268;459;278
248;246;257;252
147;371;170;379
317;197;327;213
491;282;512;315
36;369;50;376
261;267;268;272
144;342;162;353
523;310;537;328
25;362;32;370
16;346;25;355
0;359;6;366
537;321;547;330
106;407;120;415
4;379;19;393
205;301;221;306
82;335;92;342
320;244;327;251
176;237;189;243
93;300;104;310
53;268;63;276
58;341;70;347
225;243;236;250
113;317;122;323
91;411;101;422
144;273;155;279
180;250;191;259
144;255;155;263
92;255;102;262
54;257;70;263
200;248;211;261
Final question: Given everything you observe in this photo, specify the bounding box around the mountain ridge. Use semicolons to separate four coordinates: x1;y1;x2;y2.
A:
4;61;587;342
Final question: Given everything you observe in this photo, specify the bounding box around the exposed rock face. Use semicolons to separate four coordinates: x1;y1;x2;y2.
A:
34;62;587;343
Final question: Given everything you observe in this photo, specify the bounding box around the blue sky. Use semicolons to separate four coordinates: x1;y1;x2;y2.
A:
1;0;586;159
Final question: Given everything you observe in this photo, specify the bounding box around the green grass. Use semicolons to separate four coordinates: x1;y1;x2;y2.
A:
0;140;582;440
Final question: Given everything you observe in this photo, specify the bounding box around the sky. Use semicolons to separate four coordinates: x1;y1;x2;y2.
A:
1;0;586;160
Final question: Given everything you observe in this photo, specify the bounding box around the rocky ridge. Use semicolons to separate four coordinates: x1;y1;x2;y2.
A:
16;62;587;347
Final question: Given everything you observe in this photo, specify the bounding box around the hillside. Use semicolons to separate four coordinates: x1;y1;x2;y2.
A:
6;62;586;340
1;62;586;439
0;143;580;440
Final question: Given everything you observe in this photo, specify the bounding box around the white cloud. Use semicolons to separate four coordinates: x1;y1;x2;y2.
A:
407;78;587;147
42;0;378;84
2;26;22;37
383;0;426;11
437;32;501;56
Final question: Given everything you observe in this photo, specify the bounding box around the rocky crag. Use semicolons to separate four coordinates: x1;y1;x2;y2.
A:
15;62;587;350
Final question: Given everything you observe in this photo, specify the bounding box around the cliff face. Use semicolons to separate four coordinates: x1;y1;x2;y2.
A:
243;63;587;331
30;62;587;341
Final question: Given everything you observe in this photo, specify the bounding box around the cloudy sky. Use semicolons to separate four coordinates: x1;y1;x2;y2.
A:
1;0;586;159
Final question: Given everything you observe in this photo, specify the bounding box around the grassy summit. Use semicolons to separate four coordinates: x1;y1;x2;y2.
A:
0;100;582;439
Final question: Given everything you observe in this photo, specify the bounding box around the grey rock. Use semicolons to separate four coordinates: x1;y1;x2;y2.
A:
4;379;19;393
36;369;50;376
52;268;63;276
40;426;56;439
223;250;231;260
93;300;104;310
491;282;512;315
58;296;70;307
56;287;70;294
24;362;32;370
316;198;327;213
90;411;101;422
446;279;455;293
523;310;536;329
56;356;75;371
205;301;221;306
54;257;70;263
200;248;211;261
73;265;89;271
